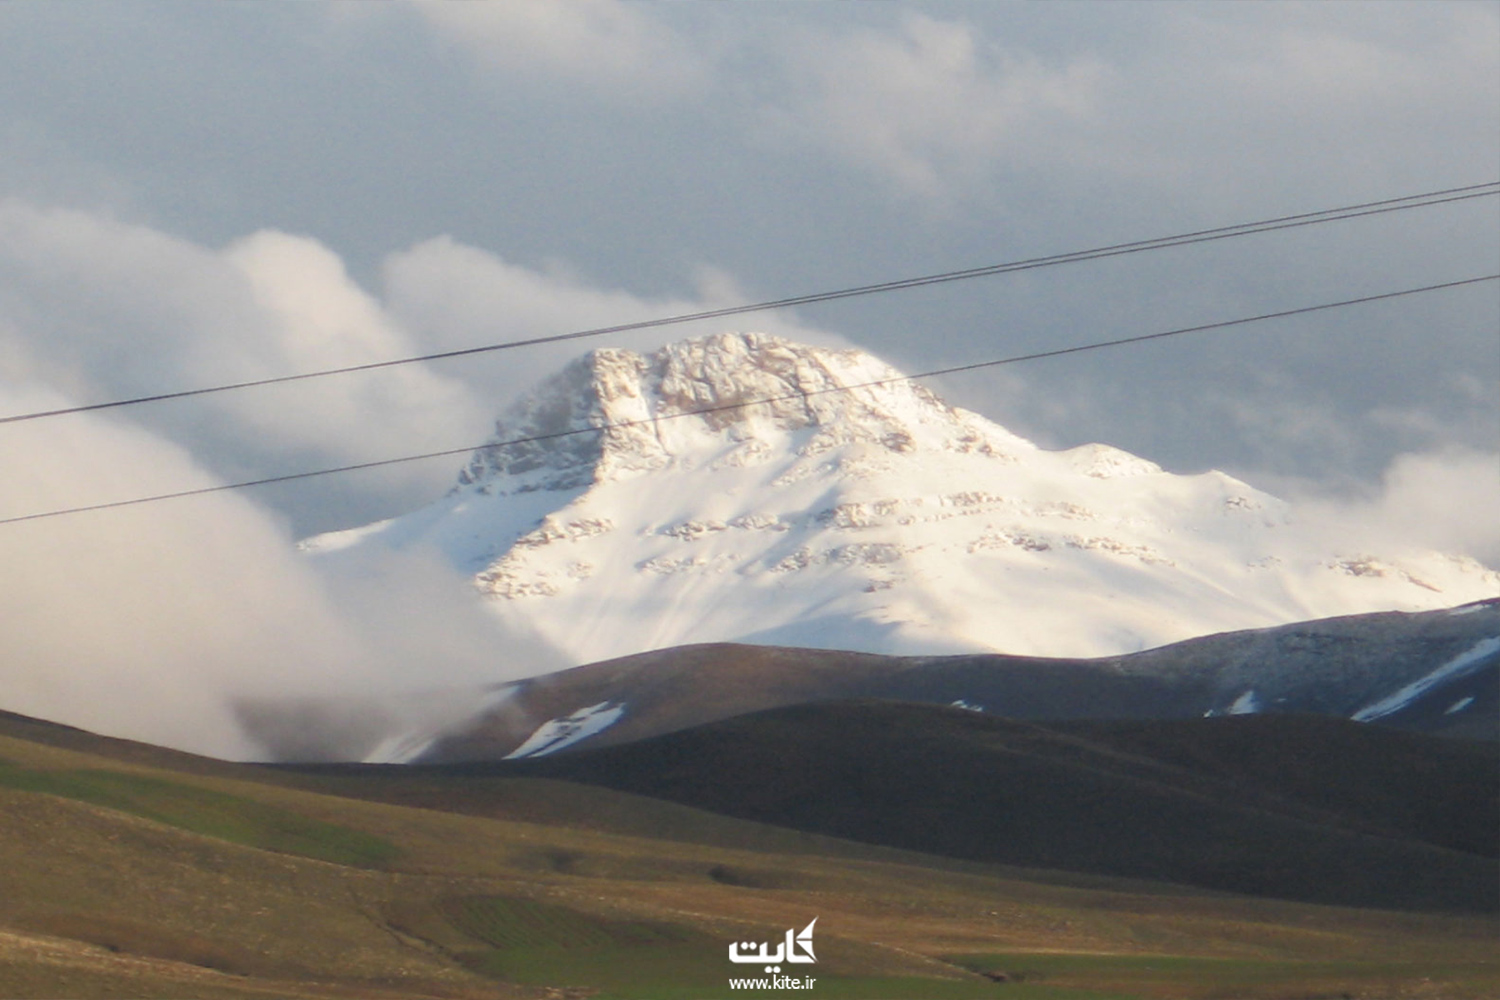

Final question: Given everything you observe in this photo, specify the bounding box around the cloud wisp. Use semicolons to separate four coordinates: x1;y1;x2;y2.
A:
1287;447;1500;570
762;13;1108;199
404;0;704;99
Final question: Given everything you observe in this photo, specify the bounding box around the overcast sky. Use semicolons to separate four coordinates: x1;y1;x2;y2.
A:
0;1;1496;755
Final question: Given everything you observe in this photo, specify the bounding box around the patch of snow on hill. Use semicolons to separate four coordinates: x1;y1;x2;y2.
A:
504;701;625;758
1228;690;1262;715
1350;636;1500;722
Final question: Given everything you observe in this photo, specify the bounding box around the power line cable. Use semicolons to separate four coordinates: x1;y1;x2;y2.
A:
2;181;1495;428
3;273;1493;527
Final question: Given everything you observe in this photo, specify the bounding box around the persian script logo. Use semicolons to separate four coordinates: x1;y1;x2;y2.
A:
728;917;817;973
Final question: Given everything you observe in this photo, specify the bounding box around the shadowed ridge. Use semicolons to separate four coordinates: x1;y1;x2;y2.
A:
1054;714;1500;859
493;701;1499;913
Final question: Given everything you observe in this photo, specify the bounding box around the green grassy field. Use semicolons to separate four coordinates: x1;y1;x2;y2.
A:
0;762;400;868
0;713;1495;999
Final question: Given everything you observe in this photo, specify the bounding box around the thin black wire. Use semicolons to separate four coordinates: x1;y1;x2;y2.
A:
1;181;1495;427
3;273;1493;527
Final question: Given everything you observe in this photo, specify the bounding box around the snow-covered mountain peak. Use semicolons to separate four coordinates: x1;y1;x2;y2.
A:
305;332;1497;667
455;332;1028;494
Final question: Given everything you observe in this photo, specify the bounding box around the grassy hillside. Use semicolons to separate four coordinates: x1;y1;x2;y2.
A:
0;709;1496;999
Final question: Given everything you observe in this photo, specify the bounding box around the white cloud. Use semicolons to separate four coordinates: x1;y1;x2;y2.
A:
0;380;562;760
1080;3;1500;203
345;3;1497;212
1301;447;1500;567
215;229;488;465
764;13;1107;197
745;3;1497;204
405;0;702;98
0;201;488;520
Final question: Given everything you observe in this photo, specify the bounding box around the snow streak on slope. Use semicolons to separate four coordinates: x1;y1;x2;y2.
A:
504;701;626;759
1350;636;1500;722
303;333;1499;665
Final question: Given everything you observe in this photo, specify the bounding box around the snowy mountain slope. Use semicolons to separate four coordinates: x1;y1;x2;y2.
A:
303;332;1498;665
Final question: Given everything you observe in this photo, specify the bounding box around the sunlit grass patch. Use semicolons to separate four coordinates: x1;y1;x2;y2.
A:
440;893;699;950
434;895;1138;999
434;893;721;994
0;764;400;868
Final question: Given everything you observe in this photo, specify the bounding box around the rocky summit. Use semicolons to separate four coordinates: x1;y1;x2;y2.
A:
302;333;1498;666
